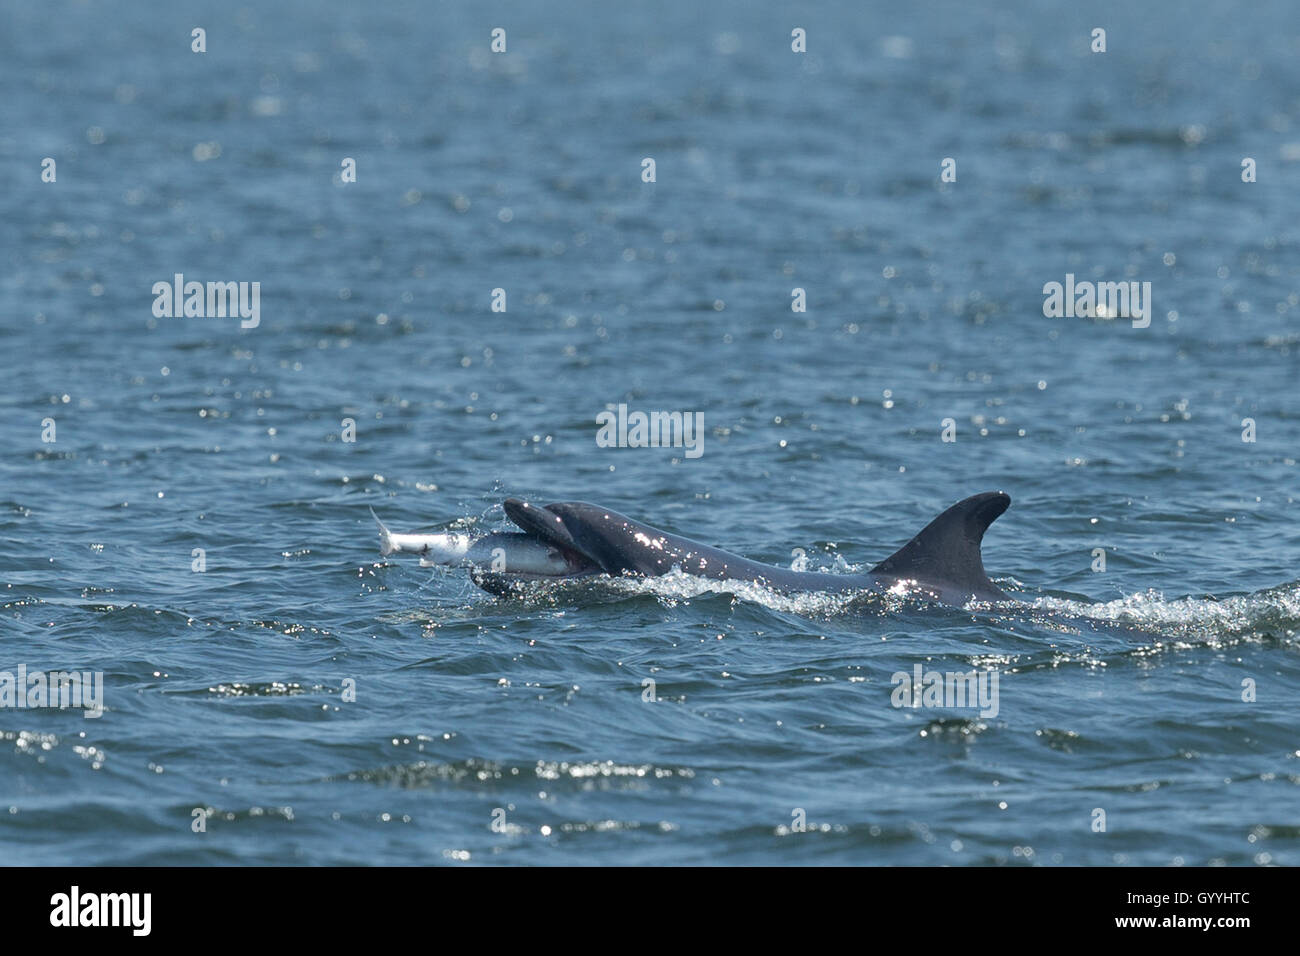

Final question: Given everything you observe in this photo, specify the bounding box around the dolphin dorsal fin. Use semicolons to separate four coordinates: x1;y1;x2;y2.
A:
870;492;1011;602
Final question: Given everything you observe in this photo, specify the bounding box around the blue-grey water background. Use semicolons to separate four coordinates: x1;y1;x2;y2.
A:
3;0;1299;865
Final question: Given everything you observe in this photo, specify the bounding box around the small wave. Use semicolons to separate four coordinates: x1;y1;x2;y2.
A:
489;566;937;619
605;569;873;616
422;559;1300;649
329;757;696;791
1031;581;1300;644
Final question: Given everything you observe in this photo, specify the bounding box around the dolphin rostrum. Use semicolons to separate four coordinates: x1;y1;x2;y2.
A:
373;491;1014;607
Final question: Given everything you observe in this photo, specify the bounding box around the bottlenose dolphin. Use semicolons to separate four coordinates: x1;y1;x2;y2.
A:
373;491;1014;607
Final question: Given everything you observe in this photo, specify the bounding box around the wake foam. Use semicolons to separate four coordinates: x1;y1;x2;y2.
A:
477;567;1300;645
1029;582;1300;643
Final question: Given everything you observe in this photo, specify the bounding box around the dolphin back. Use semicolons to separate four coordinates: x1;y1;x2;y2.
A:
497;492;1013;605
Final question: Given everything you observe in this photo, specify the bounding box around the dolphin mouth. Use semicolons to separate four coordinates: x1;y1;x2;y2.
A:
501;498;601;571
503;499;570;542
